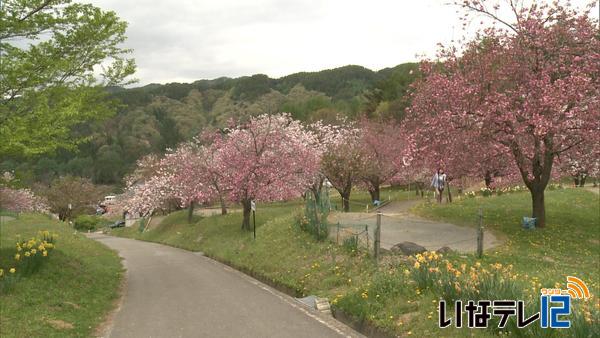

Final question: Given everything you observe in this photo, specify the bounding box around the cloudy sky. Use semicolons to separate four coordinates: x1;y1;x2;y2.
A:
88;0;596;86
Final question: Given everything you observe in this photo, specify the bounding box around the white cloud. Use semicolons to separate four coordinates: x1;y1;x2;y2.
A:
87;0;596;85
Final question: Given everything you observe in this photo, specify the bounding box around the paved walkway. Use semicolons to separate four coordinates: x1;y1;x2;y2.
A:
0;215;16;223
329;200;501;253
87;234;362;338
585;186;599;195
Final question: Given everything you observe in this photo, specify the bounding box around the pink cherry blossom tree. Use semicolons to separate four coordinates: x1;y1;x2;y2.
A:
161;143;216;223
357;118;414;203
409;0;599;227
195;140;231;215
124;172;174;218
215;113;319;230
305;120;353;206
559;142;600;187
125;144;217;223
0;186;49;213
123;154;172;217
320;123;363;212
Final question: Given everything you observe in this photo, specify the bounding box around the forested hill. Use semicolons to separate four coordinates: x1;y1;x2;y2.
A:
4;63;419;186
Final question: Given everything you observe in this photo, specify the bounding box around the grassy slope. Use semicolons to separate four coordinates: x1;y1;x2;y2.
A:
0;214;123;337
413;188;600;294
109;188;599;337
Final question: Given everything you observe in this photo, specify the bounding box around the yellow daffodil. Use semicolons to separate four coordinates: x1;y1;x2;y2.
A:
24;251;31;257
14;253;20;260
42;251;48;257
9;268;16;274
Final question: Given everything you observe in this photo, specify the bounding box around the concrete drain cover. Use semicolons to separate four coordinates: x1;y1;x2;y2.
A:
296;295;317;308
296;295;331;315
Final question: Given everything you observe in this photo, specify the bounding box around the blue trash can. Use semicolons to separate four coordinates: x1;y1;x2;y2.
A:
522;217;536;229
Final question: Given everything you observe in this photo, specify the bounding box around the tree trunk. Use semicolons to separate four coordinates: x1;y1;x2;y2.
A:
341;191;350;212
579;174;587;187
531;188;546;228
241;199;251;230
447;182;453;203
187;201;195;224
573;176;580;187
219;195;228;215
484;171;493;188
418;182;424;197
368;184;380;203
311;184;322;206
414;182;420;196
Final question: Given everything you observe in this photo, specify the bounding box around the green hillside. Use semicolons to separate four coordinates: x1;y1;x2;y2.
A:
1;63;418;187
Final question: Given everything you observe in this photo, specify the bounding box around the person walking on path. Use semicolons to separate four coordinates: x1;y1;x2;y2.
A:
431;168;447;203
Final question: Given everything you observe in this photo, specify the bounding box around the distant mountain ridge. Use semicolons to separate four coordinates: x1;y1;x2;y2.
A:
110;63;417;105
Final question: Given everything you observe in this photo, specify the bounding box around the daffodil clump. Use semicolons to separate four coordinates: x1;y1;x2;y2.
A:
465;185;529;198
406;251;599;336
408;252;521;302
0;230;58;292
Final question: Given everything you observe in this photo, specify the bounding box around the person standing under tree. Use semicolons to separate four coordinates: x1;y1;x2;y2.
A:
431;168;447;203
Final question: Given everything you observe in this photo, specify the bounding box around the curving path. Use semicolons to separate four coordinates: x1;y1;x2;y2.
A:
329;200;502;253
87;234;363;338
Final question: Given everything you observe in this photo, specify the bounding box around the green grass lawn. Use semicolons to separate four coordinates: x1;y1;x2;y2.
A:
0;214;123;337
414;188;600;295
109;187;599;337
329;186;419;212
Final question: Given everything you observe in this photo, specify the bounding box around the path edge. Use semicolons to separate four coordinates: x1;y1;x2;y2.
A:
87;234;128;338
203;252;396;338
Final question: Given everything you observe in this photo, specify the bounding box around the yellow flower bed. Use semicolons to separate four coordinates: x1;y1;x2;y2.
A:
0;230;58;289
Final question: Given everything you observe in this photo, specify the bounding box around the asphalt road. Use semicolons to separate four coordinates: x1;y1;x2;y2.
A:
329;200;501;253
88;234;363;338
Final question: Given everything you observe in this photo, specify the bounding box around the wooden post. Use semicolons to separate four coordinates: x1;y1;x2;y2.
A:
365;225;369;250
477;208;484;258
336;222;340;245
375;211;382;261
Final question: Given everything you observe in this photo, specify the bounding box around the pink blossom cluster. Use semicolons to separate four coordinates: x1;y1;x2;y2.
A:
122;113;417;224
0;187;49;213
408;0;599;226
123;114;322;225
